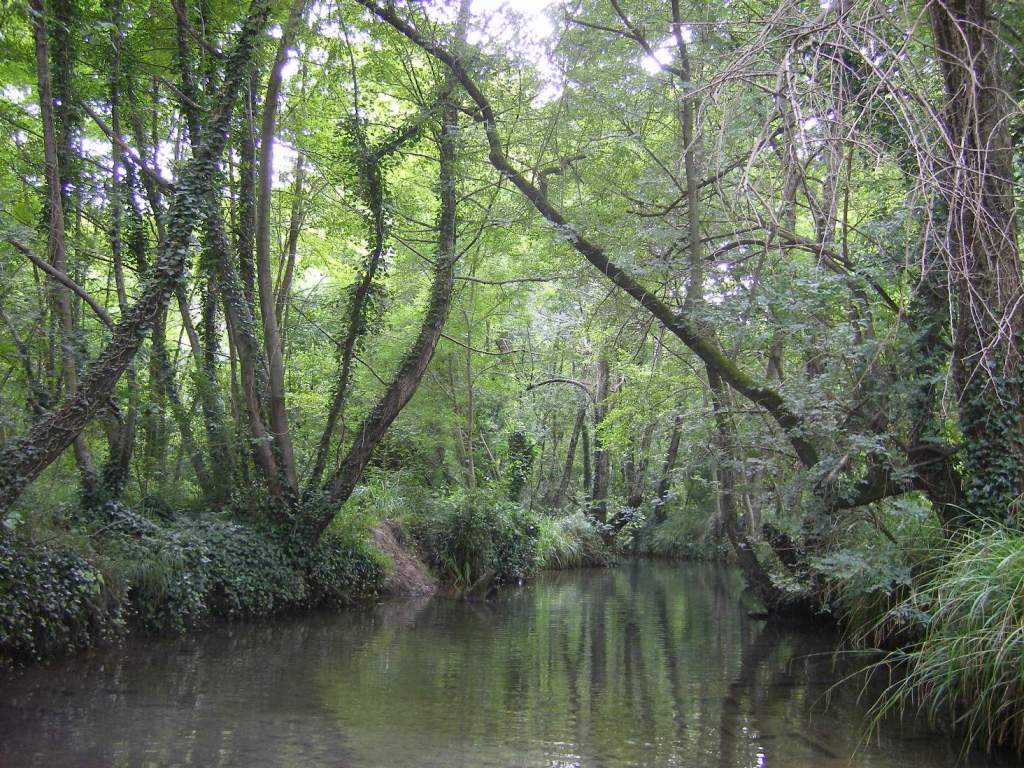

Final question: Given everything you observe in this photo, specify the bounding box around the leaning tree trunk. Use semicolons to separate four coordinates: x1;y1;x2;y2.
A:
306;101;441;490
0;0;273;517
930;0;1024;523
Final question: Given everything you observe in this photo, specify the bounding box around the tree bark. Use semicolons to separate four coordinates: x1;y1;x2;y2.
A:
930;0;1024;522
254;0;306;493
654;410;684;522
315;46;462;539
355;0;820;471
589;358;611;523
552;404;586;507
30;0;98;498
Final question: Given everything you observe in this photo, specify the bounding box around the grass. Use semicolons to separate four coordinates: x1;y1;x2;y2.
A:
868;521;1024;754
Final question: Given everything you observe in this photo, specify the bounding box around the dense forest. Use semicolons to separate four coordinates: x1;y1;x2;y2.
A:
2;0;1024;759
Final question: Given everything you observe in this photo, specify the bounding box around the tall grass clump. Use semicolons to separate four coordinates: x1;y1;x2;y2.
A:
537;511;610;569
870;523;1024;754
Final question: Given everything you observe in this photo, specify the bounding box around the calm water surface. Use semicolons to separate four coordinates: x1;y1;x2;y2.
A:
0;561;1010;767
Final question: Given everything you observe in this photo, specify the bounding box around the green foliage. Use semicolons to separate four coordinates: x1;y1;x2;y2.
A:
1;501;392;660
0;531;122;663
870;523;1024;754
811;546;916;648
410;487;544;587
808;495;941;647
636;497;726;561
105;516;307;633
959;370;1024;523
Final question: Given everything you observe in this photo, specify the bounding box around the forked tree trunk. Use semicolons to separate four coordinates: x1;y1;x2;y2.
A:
312;57;463;540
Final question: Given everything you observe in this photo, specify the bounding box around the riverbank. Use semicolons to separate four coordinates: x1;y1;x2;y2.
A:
1;493;612;665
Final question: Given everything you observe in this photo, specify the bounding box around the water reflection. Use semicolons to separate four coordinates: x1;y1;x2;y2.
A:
0;561;1009;767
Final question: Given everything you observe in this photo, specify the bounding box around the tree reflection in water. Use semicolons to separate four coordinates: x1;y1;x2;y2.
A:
0;561;1009;768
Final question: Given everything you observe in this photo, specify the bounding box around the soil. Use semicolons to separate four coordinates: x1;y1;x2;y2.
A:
371;520;437;597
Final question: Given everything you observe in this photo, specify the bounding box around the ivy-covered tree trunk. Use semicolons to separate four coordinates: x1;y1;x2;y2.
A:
254;0;306;494
507;430;534;502
30;0;99;499
588;358;611;523
930;0;1024;523
654;411;684;522
552;404;586;507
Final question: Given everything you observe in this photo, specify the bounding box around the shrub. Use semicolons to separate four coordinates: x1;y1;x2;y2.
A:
103;516;307;633
411;488;545;587
637;503;725;560
187;519;307;618
810;544;918;648
0;531;122;663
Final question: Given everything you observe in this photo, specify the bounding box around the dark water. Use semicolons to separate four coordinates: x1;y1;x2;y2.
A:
0;561;1009;767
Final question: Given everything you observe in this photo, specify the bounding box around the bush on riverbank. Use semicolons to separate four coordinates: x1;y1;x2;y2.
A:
1;475;611;663
104;516;310;633
308;525;389;605
538;511;611;569
394;483;612;588
409;487;544;586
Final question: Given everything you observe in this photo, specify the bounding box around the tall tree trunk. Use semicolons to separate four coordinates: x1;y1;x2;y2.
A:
173;0;238;503
101;0;138;499
589;357;611;523
553;404;586;508
315;33;464;538
357;0;821;471
654;411;684;522
930;0;1024;523
307;103;437;490
254;0;306;493
671;3;777;600
30;0;99;499
581;419;592;499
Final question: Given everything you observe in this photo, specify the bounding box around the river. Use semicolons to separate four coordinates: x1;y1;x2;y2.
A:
0;561;1010;767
